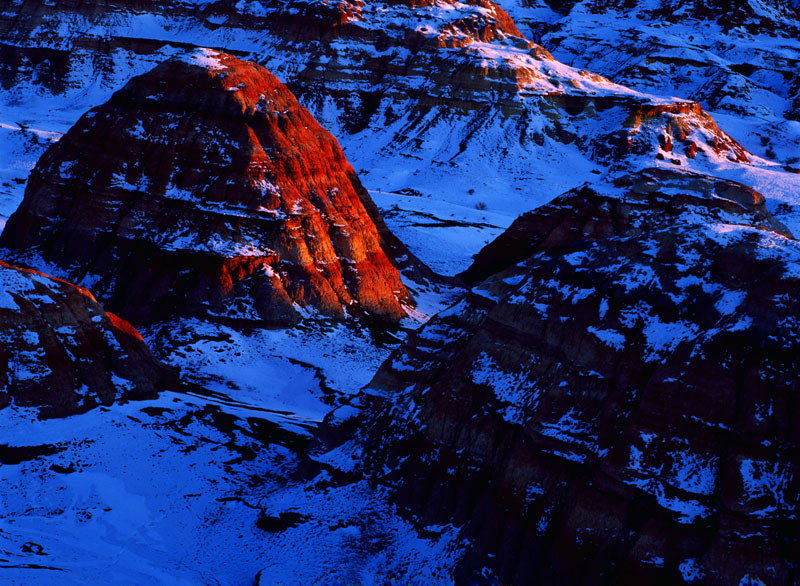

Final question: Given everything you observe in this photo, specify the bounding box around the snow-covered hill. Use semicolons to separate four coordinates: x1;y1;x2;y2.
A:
328;168;800;584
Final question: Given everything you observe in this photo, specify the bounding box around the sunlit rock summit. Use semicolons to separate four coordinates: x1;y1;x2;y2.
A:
0;51;412;325
0;0;766;234
501;0;800;171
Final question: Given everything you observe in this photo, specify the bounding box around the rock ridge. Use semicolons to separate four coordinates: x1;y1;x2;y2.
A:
323;168;800;585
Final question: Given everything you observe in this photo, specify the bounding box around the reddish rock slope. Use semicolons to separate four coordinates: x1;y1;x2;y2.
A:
0;259;171;417
0;51;412;325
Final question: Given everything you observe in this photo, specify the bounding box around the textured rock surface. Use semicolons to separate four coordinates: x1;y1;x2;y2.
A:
0;259;170;417
500;0;800;167
462;167;790;283
0;0;764;218
0;51;412;325
337;168;800;584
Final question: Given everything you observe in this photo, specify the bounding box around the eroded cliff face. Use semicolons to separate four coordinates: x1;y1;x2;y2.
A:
0;0;760;216
0;259;171;417
0;51;412;325
332;168;800;584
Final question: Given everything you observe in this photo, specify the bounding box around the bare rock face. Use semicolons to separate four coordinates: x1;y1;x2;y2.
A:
0;0;760;220
341;168;800;584
0;259;170;417
0;51;412;325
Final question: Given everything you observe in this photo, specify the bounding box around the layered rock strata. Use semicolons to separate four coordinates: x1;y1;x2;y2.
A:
502;0;800;166
0;51;412;325
335;168;800;584
0;0;760;214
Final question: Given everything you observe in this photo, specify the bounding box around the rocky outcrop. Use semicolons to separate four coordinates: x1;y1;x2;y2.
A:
462;167;787;283
336;168;800;584
0;0;761;226
0;259;171;417
502;0;800;167
548;0;799;24
0;51;413;325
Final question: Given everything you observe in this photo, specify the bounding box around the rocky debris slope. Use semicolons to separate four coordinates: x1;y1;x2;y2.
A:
0;259;171;417
330;168;800;584
0;51;414;325
0;0;768;233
